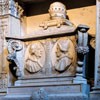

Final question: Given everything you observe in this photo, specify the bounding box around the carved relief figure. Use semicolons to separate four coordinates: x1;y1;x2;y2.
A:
55;39;72;72
25;42;45;73
52;38;76;73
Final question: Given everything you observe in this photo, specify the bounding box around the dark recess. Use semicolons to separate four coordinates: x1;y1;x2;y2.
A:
21;0;96;16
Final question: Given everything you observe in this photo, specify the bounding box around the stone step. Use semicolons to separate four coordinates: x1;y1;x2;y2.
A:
15;78;73;86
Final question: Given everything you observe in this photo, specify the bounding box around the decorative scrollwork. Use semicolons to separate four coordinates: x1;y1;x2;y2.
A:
7;39;23;77
7;39;22;54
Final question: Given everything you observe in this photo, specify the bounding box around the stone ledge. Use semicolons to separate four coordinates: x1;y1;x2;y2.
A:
0;93;89;100
6;25;76;41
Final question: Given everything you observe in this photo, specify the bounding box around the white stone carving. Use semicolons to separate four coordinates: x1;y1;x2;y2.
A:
77;24;89;54
39;2;74;30
52;38;76;72
0;0;23;18
7;39;23;77
25;42;45;73
74;24;89;84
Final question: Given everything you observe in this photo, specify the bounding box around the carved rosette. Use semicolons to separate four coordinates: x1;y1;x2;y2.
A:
25;41;45;73
51;37;76;73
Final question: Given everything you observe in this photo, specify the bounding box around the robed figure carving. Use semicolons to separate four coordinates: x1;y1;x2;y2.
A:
52;38;76;74
25;42;45;73
54;39;72;72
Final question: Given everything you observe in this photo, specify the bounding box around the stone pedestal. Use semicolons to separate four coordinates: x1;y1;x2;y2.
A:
2;76;89;100
4;25;90;100
90;87;100;100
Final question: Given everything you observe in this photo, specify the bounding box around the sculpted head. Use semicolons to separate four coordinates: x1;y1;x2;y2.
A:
29;43;42;58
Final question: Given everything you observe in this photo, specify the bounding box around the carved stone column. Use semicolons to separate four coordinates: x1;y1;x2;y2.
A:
90;0;100;99
0;0;24;94
73;24;89;84
94;0;100;88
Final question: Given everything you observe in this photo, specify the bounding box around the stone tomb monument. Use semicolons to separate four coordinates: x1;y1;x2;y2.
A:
5;2;90;100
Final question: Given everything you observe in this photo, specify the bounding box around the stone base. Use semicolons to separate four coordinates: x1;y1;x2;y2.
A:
0;91;7;100
1;95;31;100
2;94;88;100
73;75;87;84
1;76;90;100
90;87;100;100
0;89;7;96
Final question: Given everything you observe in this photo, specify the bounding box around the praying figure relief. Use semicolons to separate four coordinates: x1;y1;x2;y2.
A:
52;38;76;73
25;42;45;73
